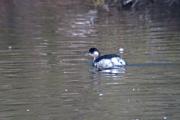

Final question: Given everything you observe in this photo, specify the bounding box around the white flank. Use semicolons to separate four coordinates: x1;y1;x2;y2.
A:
95;57;126;69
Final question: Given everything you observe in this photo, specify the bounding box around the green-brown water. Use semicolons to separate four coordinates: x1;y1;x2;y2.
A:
0;0;180;120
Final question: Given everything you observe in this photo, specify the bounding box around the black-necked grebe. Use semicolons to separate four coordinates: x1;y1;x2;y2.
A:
88;48;126;70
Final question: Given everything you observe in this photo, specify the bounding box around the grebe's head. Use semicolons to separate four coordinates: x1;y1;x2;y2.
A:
88;48;100;59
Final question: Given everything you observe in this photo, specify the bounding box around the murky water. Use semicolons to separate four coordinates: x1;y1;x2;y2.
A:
0;0;180;120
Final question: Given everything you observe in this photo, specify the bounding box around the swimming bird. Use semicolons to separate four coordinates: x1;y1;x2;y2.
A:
88;48;126;70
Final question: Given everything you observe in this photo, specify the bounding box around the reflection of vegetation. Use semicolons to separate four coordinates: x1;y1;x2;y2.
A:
93;0;105;7
91;0;180;11
166;0;180;6
92;0;111;12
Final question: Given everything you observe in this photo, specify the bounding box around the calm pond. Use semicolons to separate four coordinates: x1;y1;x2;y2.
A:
0;0;180;120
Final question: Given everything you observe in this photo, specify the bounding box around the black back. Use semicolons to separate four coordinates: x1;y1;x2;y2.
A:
94;54;120;63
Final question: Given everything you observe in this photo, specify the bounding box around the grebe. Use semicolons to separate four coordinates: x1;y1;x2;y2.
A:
88;48;126;70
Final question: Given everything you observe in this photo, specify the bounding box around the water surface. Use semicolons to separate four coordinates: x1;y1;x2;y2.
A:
0;0;180;120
